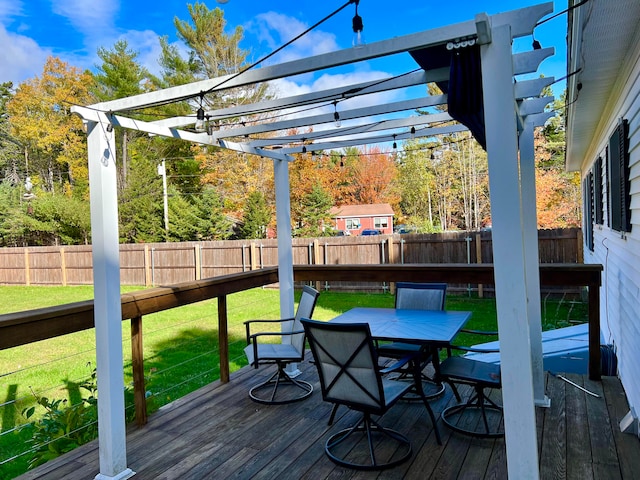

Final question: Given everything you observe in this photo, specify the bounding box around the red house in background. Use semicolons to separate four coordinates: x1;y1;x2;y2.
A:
330;203;394;235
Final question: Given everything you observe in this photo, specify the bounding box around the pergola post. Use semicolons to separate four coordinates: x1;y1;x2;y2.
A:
86;118;134;480
520;116;550;408
481;24;540;479
273;157;299;375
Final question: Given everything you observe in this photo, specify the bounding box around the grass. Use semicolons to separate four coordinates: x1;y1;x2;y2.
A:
0;285;588;479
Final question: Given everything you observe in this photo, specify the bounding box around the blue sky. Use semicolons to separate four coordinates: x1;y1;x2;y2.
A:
1;0;568;95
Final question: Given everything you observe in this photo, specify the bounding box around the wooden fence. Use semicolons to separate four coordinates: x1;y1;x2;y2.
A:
0;228;583;288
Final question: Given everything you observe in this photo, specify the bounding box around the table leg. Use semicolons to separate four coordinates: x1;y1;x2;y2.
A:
412;352;442;445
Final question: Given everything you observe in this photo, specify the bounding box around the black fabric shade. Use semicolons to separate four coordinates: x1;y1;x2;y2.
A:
410;43;486;150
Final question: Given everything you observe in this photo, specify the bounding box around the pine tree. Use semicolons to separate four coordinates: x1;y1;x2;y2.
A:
239;191;271;239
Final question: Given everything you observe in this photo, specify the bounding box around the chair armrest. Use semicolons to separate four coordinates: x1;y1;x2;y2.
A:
449;344;500;354
245;318;295;343
379;354;414;374
247;329;305;343
460;328;498;336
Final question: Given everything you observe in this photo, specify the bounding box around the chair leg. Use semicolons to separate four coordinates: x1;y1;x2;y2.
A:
249;364;313;405
441;384;504;438
325;413;412;470
328;404;339;425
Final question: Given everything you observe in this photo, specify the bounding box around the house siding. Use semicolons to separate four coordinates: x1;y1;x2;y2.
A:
582;39;640;416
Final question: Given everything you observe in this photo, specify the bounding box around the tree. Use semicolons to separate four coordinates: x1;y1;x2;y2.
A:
7;57;94;197
0;182;27;246
350;146;399;207
21;192;91;245
118;155;165;243
239;191;271;239
0;82;23;183
93;40;155;189
93;40;152;101
162;3;272;216
397;142;438;229
191;187;233;240
294;183;333;238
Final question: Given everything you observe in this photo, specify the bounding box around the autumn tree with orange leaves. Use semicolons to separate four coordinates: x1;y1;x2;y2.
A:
8;56;94;197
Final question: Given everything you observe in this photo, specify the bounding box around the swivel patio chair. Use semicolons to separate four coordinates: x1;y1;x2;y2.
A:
376;282;448;399
439;339;504;438
302;318;441;471
243;285;319;404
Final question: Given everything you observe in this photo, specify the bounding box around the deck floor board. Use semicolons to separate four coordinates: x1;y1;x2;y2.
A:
15;364;640;480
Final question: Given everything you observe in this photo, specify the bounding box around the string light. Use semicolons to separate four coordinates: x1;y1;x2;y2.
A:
333;101;341;127
352;0;364;47
195;94;206;133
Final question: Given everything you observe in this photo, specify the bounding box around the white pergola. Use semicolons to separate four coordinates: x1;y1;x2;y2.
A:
71;3;556;479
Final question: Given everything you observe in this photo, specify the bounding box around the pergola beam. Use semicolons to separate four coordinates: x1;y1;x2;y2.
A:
153;69;448;129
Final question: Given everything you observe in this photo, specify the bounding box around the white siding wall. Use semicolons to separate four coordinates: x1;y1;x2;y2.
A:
582;39;640;415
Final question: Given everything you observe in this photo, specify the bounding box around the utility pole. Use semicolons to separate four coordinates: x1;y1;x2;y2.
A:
157;159;169;235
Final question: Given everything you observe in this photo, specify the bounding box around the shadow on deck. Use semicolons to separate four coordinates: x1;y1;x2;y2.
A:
16;361;640;479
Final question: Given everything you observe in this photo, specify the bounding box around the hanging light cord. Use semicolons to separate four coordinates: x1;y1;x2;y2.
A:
185;1;358;105
535;0;590;27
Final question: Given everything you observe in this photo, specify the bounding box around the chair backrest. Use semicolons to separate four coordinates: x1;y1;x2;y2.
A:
301;318;386;414
395;282;447;311
291;285;320;354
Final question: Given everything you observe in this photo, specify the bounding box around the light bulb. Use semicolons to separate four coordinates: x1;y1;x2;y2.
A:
195;107;206;132
352;1;364;48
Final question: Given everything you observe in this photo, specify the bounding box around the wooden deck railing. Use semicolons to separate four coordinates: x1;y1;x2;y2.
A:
0;263;602;426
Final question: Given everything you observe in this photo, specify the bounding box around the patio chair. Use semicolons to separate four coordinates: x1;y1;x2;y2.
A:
438;340;504;438
243;285;319;404
376;282;448;399
302;318;442;471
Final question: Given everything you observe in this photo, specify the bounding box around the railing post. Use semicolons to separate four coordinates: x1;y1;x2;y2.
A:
588;282;601;380
131;315;147;426
218;295;230;383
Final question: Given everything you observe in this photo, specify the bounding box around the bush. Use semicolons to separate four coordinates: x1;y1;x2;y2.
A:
19;370;99;470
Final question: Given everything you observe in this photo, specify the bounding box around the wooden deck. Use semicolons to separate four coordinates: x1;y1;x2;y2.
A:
16;361;640;480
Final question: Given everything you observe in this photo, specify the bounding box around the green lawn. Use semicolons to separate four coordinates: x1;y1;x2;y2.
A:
0;285;587;478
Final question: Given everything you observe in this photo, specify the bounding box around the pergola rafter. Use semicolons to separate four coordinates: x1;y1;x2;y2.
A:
71;3;557;480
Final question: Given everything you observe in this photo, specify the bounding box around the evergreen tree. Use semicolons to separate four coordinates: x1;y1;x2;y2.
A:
119;156;165;243
1;82;23;182
239;191;271;239
295;183;333;238
192;187;233;240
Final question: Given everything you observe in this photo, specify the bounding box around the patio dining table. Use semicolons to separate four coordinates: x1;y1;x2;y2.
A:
330;307;473;398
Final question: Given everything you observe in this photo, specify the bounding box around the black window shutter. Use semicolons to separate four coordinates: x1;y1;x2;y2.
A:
583;174;594;251
594;157;603;225
608;119;631;232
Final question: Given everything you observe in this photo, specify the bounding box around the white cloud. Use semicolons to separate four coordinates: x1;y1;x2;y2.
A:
50;0;119;34
118;29;166;78
0;0;23;20
0;24;50;84
246;12;339;65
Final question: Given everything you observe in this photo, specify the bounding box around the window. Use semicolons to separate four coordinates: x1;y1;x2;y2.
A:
594;157;603;225
583;173;594;251
374;217;389;229
345;218;360;230
608;118;631;233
